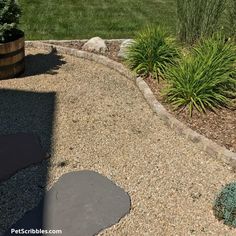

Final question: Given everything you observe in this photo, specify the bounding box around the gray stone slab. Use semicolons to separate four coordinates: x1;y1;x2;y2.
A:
4;171;131;236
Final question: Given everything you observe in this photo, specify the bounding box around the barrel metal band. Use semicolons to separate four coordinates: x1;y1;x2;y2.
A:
0;58;24;71
0;47;25;59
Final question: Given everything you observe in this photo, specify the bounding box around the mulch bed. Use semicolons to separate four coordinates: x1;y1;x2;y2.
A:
51;41;236;153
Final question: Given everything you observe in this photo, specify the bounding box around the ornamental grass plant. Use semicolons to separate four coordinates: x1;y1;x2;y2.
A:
164;36;236;115
225;0;236;41
177;0;226;44
125;26;179;80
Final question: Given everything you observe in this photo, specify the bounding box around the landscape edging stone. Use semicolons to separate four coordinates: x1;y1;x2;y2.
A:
136;77;236;167
25;41;236;168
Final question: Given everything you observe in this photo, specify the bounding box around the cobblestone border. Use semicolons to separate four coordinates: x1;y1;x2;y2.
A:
26;41;236;168
25;41;134;79
136;77;236;167
38;39;128;44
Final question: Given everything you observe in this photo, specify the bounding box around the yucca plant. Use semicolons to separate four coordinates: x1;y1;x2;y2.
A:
0;0;22;43
213;182;236;228
164;36;236;115
177;0;226;45
125;26;179;80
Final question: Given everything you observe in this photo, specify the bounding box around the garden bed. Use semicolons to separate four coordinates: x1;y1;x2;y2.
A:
51;40;236;153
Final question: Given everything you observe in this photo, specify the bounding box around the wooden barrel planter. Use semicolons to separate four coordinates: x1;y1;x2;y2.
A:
0;35;25;80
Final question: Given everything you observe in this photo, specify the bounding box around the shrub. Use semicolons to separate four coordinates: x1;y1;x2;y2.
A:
177;0;226;44
213;182;236;227
164;36;236;115
0;0;22;43
125;26;179;80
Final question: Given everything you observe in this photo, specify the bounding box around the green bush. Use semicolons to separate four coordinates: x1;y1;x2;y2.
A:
0;0;22;43
164;36;236;115
125;26;179;80
177;0;226;45
213;182;236;227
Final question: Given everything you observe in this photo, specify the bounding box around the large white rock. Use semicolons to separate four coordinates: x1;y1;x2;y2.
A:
82;37;107;53
118;39;134;59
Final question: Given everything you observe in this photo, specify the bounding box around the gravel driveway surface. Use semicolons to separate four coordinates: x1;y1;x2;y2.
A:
0;47;236;235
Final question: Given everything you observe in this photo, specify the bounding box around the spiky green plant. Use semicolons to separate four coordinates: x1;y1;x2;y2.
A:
177;0;226;45
213;182;236;227
0;0;22;43
125;26;179;80
164;36;236;115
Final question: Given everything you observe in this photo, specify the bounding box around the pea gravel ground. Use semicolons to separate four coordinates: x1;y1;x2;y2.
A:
0;47;236;235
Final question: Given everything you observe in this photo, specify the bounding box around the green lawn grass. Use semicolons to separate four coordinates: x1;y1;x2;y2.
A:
18;0;176;40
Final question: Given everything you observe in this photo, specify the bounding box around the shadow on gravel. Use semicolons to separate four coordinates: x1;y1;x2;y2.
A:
0;89;56;235
21;48;66;77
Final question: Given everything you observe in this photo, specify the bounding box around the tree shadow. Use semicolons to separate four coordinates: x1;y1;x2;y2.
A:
0;89;56;235
21;48;66;77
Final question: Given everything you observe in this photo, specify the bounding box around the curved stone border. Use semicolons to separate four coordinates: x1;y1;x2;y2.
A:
37;39;129;44
25;41;236;168
136;77;236;167
25;41;134;80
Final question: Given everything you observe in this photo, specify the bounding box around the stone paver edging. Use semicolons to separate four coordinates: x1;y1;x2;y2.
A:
40;39;128;44
25;41;133;80
25;41;236;168
136;77;236;167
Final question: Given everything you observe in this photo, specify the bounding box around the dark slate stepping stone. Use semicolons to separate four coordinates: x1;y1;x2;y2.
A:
4;171;131;236
0;133;47;182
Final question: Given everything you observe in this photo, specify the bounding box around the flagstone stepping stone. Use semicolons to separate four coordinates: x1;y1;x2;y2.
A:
4;171;131;236
0;133;47;182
